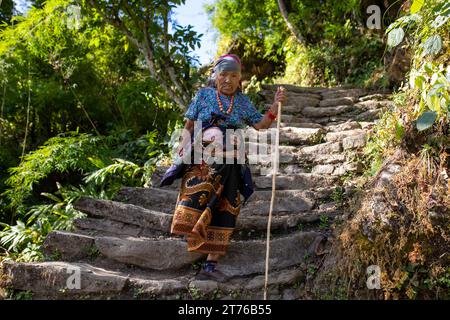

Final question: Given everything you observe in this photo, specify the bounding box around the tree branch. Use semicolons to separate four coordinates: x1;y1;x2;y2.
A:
277;0;306;46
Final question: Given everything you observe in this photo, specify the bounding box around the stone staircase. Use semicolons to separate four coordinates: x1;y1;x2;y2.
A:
0;84;393;300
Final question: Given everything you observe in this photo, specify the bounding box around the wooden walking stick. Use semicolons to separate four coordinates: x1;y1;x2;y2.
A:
264;87;283;300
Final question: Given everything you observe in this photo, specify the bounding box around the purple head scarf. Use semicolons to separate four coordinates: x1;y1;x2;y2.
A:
207;54;243;88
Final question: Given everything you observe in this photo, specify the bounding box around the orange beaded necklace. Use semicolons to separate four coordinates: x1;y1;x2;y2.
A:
216;90;235;114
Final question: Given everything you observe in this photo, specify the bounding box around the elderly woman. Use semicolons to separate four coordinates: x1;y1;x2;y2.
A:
160;54;286;281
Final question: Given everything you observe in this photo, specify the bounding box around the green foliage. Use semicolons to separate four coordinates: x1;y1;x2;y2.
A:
243;75;265;111
1;130;108;216
363;106;405;176
0;0;199;262
319;215;329;230
386;0;449;131
209;0;387;87
331;186;344;207
0;0;181;179
0;128;169;261
0;181;86;262
7;289;34;300
83;0;203;108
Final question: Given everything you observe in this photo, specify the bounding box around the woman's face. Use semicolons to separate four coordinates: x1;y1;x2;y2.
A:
216;71;241;95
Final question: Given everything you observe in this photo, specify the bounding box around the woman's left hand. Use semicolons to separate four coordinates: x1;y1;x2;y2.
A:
273;86;287;106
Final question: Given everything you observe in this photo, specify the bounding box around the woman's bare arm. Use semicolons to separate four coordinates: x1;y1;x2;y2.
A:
252;107;277;130
252;87;286;130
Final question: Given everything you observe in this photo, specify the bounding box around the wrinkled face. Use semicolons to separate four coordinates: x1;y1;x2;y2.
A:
216;71;241;95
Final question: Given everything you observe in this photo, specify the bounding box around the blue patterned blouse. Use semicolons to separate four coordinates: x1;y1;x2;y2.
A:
184;87;263;129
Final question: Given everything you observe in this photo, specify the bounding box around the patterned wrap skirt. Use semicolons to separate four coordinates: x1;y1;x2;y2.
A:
170;128;244;255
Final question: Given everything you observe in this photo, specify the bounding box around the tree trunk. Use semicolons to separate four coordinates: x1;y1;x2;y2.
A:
277;0;306;46
86;0;192;110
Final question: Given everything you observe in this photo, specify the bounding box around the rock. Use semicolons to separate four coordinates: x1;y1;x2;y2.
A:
299;142;343;157
74;217;159;238
321;88;367;100
324;129;367;143
220;231;320;277
189;280;219;295
282;164;308;174
319;97;357;107
311;164;335;175
354;100;395;110
1;260;128;298
43;231;95;261
244;269;304;290
73;197;173;232
114;187;178;211
342;134;367;150
253;173;338;190
302;105;355;118
277;105;304;114
333;162;363;176
282;288;300;300
241;196;315;216
325;121;361;132
318;202;337;211
311;154;346;165
355;109;382;121
246;127;324;145
94;236;203;270
279;127;324;145
358;93;391;101
376;163;402;188
245;143;298;165
359;121;376;129
129;277;189;296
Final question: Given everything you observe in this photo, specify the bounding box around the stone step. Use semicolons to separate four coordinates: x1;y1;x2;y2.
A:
324;129;367;143
354;100;395;110
74;203;338;239
1;259;308;300
82;191;317;217
311;162;364;176
319;96;359;107
73;197;172;233
114;187;335;206
73;193;328;236
40;230;321;277
237;207;340;230
323;120;362;132
301;105;356;118
358;93;391;101
269;113;322;126
245;127;325;145
320;88;368;100
1;260;131;299
276;122;324;129
253;173;338;190
298;142;343;158
42;231;202;271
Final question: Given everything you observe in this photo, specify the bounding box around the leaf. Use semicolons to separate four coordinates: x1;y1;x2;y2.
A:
416;111;437;131
387;28;404;47
422;35;442;55
431;15;449;28
87;157;105;169
423;62;434;76
413;75;426;90
395;122;405;141
410;0;424;14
